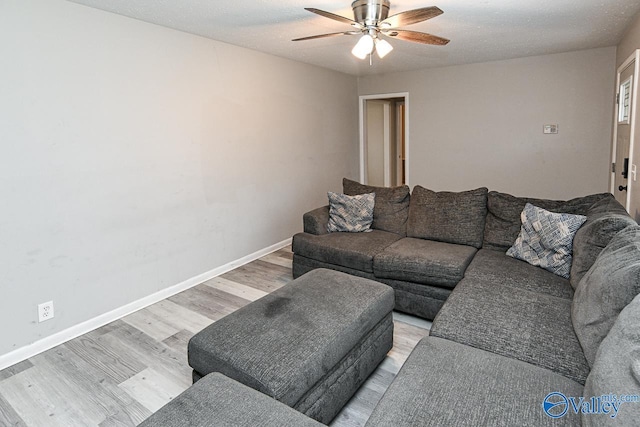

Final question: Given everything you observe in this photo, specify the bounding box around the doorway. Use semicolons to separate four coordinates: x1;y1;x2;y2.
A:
611;49;639;216
359;93;409;187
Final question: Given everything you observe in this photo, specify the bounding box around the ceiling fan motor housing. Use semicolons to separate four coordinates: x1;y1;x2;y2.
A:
351;0;390;26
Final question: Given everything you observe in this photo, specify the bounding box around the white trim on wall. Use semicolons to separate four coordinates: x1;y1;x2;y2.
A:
359;92;410;187
0;238;292;371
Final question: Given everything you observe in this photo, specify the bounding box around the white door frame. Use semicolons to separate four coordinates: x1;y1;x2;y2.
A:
611;49;640;209
382;101;392;186
395;101;405;185
359;92;410;187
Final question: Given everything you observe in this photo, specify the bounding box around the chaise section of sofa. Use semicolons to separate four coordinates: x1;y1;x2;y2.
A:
429;252;590;384
430;192;630;385
365;336;584;427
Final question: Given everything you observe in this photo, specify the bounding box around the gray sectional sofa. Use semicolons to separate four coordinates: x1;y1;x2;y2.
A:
142;179;640;426
290;179;640;425
293;179;610;320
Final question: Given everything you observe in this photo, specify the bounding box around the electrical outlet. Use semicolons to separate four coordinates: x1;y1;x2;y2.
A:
38;301;54;322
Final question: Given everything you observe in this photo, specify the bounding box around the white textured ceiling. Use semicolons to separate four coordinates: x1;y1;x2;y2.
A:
67;0;640;76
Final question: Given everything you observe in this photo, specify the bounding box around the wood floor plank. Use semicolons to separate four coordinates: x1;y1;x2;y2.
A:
86;320;127;339
99;404;147;427
0;360;33;382
161;330;193;358
220;259;292;293
101;323;192;387
118;367;186;414
202;276;268;302
259;252;293;269
121;308;182;342
0;363;99;426
274;247;294;260
0;391;27;427
34;344;150;425
65;332;146;384
389;320;430;363
146;300;213;334
168;284;246;321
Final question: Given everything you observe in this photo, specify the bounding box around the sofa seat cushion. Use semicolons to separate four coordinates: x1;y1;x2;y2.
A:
365;337;583;427
465;249;574;299
430;276;589;384
373;238;477;288
292;230;402;273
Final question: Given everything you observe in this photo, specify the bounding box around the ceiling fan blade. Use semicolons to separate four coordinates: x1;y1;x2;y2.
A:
380;6;443;28
305;8;363;28
292;31;359;42
383;29;449;45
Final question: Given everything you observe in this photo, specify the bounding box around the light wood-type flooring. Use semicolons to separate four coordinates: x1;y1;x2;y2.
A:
0;246;430;426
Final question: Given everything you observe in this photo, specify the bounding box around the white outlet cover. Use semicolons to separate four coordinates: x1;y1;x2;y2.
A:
38;301;54;322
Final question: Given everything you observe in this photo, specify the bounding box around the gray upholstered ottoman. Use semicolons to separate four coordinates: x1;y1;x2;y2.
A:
188;268;395;424
138;373;324;427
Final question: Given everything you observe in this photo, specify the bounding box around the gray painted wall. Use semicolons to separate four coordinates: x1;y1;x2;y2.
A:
0;0;358;358
358;47;617;199
366;101;386;186
617;11;640;68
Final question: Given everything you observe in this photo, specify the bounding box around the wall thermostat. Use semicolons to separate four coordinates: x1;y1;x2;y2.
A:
543;124;558;134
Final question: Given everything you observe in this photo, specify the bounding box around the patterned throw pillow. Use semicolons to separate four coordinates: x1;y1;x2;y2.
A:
327;192;375;233
507;203;587;278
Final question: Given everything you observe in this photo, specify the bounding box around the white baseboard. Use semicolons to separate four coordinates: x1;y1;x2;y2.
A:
0;238;292;371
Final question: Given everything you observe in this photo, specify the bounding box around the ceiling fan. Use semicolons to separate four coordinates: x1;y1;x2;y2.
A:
292;0;449;60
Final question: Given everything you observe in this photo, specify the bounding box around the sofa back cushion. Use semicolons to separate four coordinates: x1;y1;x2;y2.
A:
570;196;635;289
582;293;640;426
407;186;488;248
343;178;410;236
482;191;610;252
572;224;640;367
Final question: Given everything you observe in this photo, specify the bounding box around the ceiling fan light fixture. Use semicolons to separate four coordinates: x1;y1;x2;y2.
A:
375;38;393;58
352;34;374;59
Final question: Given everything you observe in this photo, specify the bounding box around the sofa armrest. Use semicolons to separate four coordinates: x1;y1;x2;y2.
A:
304;205;330;235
